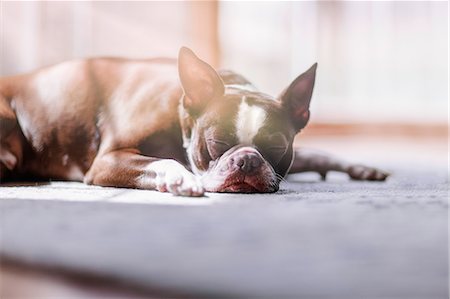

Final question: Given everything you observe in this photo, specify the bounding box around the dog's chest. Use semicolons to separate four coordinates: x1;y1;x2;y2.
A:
137;125;188;166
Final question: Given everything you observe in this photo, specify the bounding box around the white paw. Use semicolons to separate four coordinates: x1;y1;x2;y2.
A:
163;169;204;197
149;160;205;197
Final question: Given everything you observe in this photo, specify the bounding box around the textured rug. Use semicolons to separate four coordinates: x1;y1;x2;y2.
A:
0;162;447;298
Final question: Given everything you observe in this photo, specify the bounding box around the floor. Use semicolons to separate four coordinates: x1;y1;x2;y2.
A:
0;135;448;298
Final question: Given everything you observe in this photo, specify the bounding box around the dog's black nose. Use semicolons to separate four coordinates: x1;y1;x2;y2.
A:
233;152;262;174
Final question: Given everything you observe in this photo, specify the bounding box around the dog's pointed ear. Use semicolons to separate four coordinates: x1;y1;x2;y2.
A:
178;47;224;117
280;63;317;131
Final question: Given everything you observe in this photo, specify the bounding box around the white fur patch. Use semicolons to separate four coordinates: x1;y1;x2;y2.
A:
186;125;205;176
0;147;17;170
62;154;69;166
137;160;204;196
235;96;266;144
67;165;84;181
138;159;196;187
225;84;257;92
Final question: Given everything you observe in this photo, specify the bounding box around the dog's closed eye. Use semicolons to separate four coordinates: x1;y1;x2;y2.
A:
255;133;288;165
267;146;287;154
206;139;232;159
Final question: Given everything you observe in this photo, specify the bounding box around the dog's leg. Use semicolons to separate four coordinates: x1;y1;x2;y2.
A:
84;149;204;196
0;94;19;180
289;148;389;181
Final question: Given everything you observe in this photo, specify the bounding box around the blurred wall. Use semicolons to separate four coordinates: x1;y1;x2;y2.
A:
1;1;447;125
220;1;448;124
0;1;218;73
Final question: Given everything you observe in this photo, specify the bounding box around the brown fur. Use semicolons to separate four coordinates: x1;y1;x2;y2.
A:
0;49;388;195
0;58;184;184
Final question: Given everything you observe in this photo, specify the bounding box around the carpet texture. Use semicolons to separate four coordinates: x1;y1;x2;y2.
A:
0;162;447;298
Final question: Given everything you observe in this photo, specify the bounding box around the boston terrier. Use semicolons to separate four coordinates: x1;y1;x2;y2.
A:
0;47;388;196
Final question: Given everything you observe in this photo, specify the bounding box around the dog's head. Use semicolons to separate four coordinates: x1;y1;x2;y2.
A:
178;47;317;193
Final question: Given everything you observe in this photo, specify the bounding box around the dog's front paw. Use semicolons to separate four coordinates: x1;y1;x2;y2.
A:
347;164;389;181
150;160;204;196
163;169;204;197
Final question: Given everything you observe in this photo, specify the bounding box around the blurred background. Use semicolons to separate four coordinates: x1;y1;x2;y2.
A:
0;1;448;165
0;2;448;298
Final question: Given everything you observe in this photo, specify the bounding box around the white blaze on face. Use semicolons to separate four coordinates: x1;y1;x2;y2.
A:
235;96;267;144
186;123;205;176
225;84;257;93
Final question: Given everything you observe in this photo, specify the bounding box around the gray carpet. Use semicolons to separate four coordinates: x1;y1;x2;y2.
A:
0;165;448;298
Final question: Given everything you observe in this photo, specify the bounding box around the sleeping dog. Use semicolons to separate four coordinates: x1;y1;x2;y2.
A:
0;47;388;196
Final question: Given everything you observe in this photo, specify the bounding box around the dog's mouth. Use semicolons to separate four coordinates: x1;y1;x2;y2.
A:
199;147;280;193
205;174;278;193
220;181;259;193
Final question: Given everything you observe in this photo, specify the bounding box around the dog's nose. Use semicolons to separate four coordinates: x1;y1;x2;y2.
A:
232;152;262;174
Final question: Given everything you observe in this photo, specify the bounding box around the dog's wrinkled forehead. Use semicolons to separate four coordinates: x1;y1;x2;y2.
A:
202;89;292;145
235;96;266;144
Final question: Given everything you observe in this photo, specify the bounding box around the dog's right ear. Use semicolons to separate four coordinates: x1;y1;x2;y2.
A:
279;63;317;132
178;47;225;117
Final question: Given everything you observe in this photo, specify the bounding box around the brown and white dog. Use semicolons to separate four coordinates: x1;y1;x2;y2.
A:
0;47;388;196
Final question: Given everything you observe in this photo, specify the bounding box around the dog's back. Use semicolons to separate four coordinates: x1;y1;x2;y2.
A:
0;57;182;182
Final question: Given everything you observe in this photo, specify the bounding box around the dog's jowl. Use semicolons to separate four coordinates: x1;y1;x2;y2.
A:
0;47;388;196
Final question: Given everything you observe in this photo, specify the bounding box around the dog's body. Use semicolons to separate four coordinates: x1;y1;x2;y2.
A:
0;48;388;196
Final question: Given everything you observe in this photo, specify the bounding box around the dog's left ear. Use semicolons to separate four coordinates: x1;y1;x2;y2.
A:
178;47;225;117
280;63;317;131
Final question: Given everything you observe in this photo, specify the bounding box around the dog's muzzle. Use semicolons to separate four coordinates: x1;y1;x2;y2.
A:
202;146;279;193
